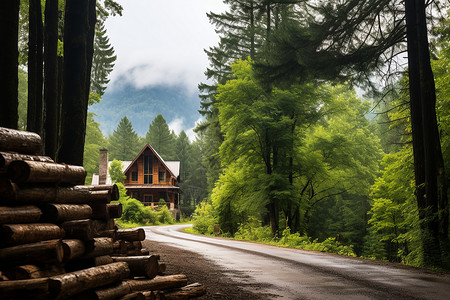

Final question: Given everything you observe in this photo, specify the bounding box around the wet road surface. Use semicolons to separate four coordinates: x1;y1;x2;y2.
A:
142;224;450;299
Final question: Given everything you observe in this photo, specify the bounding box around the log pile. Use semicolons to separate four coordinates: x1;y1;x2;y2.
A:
0;127;206;299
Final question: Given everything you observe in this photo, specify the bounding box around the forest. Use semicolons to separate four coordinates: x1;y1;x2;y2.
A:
1;0;448;271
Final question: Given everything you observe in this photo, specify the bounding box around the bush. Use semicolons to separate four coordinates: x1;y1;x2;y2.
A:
192;202;217;235
234;217;272;242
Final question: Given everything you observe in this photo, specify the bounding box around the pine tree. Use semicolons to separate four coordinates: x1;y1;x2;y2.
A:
108;116;142;161
90;20;116;99
145;114;175;160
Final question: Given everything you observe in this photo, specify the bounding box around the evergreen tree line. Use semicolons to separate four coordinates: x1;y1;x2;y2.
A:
83;114;208;215
192;0;449;270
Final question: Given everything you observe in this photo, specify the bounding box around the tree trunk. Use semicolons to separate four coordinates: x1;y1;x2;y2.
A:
7;160;86;185
0;205;42;224
61;219;96;240
125;275;188;292
58;0;94;165
73;281;132;300
0;278;49;300
48;262;130;300
41;203;93;222
0;239;64;266
65;255;114;273
62;239;86;261
27;0;44;136
0;151;53;169
0;0;19;129
405;0;448;267
116;228;146;242
0;127;42;155
83;237;114;258
162;282;207;300
0;223;64;246
43;0;59;159
112;256;159;279
5;264;65;280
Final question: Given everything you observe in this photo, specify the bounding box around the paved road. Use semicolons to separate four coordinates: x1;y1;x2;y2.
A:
142;224;450;299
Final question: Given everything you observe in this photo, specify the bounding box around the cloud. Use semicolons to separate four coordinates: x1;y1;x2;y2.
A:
168;117;203;142
105;0;228;93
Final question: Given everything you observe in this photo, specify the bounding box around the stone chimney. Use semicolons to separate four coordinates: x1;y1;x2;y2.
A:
99;149;108;185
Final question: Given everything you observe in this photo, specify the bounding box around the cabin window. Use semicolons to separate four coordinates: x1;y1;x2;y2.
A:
143;195;152;205
144;155;153;184
131;172;138;181
159;171;165;182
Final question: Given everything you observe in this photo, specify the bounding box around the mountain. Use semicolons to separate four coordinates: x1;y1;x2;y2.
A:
89;83;202;137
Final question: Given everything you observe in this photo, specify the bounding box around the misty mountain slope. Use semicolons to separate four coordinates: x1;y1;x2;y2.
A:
89;83;201;137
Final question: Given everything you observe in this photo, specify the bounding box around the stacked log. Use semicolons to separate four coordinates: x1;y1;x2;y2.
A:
0;127;206;299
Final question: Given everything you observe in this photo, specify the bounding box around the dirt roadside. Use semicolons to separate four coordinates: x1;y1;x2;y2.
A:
142;239;274;299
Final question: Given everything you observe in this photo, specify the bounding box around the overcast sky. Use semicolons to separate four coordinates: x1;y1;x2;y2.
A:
101;0;228;140
105;0;227;92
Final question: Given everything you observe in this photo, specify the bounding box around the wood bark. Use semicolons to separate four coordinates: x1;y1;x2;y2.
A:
62;239;86;261
0;239;64;265
72;281;132;300
61;219;96;240
58;0;95;166
91;202;123;220
157;263;166;275
83;237;114;258
65;255;114;273
99;229;118;241
112;256;159;279
0;127;42;155
93;219;116;232
108;203;123;218
0;205;42;224
0;278;49;300
5;264;65;280
43;0;59;159
0;151;53;169
117;228;146;242
48;261;130;300
1;183;116;204
125;275;188;292
0;223;64;246
7;160;86;185
162;282;207;300
41;203;93;222
0;1;19;129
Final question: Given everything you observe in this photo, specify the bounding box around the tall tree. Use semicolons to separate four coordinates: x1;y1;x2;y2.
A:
108;116;142;161
0;0;20;129
43;0;59;159
58;0;96;165
145;114;175;160
27;0;44;136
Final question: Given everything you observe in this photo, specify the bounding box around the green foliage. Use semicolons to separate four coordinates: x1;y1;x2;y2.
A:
108;116;143;161
17;68;28;130
83;113;107;184
191;202;218;235
234;218;272;242
109;159;126;183
145;114;176;160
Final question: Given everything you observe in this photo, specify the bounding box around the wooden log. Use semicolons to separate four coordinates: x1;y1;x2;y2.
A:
61;219;96;240
62;239;86;261
125;275;188;292
0;205;42;224
7;160;86;185
93;218;116;232
113;240;128;255
0;127;42;155
0;278;50;299
41;203;93;222
0;223;64;246
162;283;207;300
83;237;114;258
48;262;130;300
72;281;132;300
5;264;65;280
140;291;159;300
0;239;64;265
99;229;118;241
157;263;166;275
117;228;146;241
65;255;114;273
112;256;159;279
140;248;150;256
0;151;53;169
0;182;114;204
118;291;146;300
108;203;123;218
0;271;9;281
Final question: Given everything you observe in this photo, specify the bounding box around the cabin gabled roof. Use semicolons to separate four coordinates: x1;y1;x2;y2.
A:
123;144;178;178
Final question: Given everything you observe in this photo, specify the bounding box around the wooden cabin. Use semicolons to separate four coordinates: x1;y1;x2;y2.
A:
92;145;181;212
